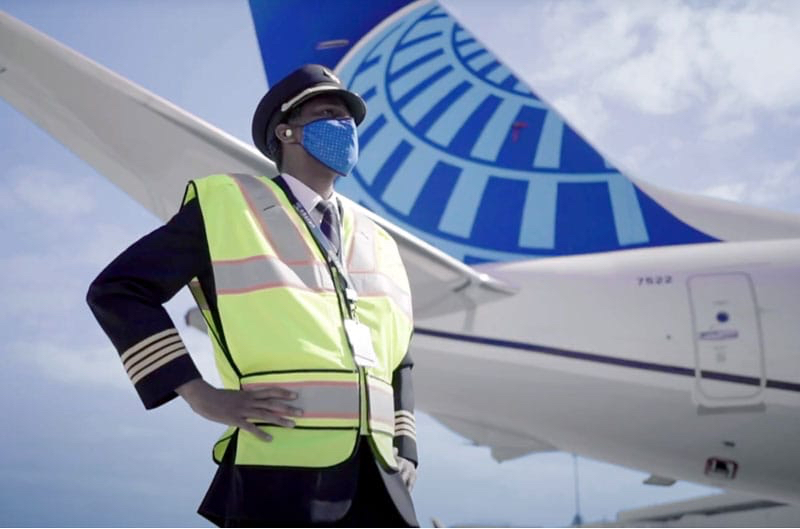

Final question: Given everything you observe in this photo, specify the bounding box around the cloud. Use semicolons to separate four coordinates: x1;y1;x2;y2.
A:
700;158;800;206
455;0;800;146
0;162;217;394
540;1;800;119
701;115;756;142
8;298;220;392
523;0;652;84
705;4;800;112
595;3;710;115
749;159;800;205
11;340;131;390
6;165;96;218
550;92;613;147
0;235;122;331
701;182;748;202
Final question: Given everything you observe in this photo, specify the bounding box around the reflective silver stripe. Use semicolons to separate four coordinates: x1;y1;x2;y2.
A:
213;256;335;294
350;272;413;316
367;377;395;434
241;380;359;420
347;212;376;272
228;173;312;264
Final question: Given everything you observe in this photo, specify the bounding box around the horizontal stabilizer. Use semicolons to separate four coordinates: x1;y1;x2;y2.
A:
432;412;556;462
617;492;783;523
361;208;517;317
587;492;798;527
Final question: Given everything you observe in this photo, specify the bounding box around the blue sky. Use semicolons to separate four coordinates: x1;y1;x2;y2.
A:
2;0;798;526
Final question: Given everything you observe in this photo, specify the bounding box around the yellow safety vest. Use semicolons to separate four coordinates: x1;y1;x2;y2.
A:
184;173;413;470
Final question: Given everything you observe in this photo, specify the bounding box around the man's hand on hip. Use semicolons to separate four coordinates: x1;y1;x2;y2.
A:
394;447;417;492
176;378;303;442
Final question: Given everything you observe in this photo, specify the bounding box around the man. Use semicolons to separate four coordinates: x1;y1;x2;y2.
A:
87;64;418;527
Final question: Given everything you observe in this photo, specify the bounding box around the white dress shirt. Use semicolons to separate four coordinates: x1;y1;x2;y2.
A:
280;172;338;226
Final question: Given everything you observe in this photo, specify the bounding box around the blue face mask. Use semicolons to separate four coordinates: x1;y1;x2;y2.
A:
300;117;359;176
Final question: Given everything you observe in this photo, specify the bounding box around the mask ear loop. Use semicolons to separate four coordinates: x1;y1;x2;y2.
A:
284;116;349;142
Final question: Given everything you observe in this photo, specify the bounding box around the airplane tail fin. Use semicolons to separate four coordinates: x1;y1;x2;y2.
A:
250;0;800;264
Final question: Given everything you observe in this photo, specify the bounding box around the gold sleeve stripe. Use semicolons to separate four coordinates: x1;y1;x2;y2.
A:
395;417;416;430
120;329;178;364
394;425;417;440
130;348;188;385
395;410;415;421
123;335;183;372
127;341;187;380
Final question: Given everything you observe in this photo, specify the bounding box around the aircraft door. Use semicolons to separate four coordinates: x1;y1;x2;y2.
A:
687;272;765;408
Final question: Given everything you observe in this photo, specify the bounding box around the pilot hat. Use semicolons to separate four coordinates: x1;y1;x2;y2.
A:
252;64;367;161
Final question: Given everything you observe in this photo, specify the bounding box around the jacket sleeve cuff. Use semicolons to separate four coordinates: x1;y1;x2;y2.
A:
394;410;418;466
122;329;202;409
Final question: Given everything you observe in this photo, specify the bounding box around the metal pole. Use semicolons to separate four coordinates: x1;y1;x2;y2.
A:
571;453;583;526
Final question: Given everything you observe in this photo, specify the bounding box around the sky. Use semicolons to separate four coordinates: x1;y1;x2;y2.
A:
1;0;798;527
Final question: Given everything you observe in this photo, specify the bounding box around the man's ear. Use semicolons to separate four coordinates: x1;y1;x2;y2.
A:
275;123;297;144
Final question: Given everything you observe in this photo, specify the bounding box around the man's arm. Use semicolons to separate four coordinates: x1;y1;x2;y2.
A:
86;199;208;409
392;349;418;489
86;199;302;437
392;350;418;464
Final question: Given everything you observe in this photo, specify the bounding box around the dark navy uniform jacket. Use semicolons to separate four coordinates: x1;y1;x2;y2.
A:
86;181;418;526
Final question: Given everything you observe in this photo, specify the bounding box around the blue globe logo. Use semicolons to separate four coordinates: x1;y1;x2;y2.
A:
335;2;652;263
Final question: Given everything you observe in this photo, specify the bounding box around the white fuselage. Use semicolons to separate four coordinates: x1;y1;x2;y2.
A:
412;238;800;504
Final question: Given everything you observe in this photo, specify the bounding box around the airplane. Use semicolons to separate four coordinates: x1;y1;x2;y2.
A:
1;0;798;520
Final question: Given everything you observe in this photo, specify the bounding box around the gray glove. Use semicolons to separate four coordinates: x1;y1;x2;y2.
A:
394;447;417;492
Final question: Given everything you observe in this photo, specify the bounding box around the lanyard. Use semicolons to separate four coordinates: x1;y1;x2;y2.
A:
272;176;359;316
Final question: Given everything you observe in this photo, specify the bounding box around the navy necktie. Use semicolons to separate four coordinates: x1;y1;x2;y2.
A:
316;200;341;256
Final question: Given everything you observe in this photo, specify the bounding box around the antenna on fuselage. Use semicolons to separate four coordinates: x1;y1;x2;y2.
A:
570;453;584;527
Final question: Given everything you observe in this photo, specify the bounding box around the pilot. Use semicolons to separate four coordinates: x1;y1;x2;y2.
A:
87;64;419;527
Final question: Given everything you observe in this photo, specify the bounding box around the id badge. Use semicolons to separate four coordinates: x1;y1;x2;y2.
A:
344;319;377;367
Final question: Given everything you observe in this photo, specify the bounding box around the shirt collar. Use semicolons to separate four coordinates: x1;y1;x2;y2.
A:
280;172;336;213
